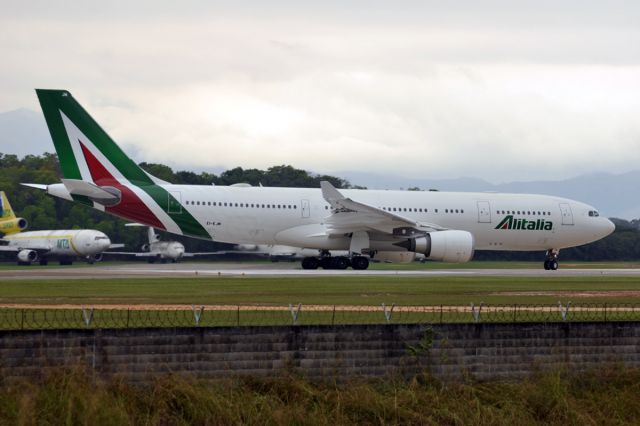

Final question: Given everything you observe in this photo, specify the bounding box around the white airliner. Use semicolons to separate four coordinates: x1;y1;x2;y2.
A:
0;191;115;265
23;89;615;270
107;224;220;263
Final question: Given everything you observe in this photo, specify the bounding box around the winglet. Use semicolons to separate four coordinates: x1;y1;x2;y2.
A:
320;181;345;206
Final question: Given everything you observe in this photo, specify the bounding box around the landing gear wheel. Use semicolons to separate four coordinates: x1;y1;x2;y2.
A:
301;257;319;270
351;256;369;270
543;249;559;271
332;256;350;270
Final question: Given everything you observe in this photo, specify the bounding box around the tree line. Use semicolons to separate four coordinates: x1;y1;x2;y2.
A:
1;152;638;261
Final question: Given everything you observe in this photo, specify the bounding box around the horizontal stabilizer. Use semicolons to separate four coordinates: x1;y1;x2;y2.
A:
61;179;121;206
20;183;48;191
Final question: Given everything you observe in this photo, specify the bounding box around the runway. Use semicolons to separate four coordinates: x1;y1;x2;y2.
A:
2;262;640;279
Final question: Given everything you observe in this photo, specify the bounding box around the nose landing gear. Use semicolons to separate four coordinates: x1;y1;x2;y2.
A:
543;249;559;270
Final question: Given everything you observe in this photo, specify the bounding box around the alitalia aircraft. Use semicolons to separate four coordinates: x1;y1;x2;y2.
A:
0;191;116;265
23;89;615;270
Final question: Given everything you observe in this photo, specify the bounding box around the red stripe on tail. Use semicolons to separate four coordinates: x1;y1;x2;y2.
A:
79;141;166;230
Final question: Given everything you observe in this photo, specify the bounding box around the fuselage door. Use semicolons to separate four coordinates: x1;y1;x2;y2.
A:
559;203;574;225
301;199;310;218
477;201;491;223
168;191;182;214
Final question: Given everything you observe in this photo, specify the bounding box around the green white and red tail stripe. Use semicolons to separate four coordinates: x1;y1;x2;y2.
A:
36;89;209;239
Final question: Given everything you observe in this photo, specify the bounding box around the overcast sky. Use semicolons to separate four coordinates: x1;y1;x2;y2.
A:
1;1;639;183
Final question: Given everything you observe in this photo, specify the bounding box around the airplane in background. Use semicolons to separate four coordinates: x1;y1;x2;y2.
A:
23;89;615;271
107;224;220;263
0;191;119;265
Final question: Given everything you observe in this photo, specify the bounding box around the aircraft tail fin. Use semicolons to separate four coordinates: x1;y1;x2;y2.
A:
0;191;15;220
35;89;163;186
0;191;28;234
148;227;160;244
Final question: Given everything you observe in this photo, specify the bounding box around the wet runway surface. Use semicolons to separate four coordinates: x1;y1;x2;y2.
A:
2;262;640;279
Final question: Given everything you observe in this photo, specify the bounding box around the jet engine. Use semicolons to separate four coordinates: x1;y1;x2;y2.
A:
17;249;38;264
0;217;28;235
91;253;103;262
396;230;474;263
373;252;416;263
141;244;150;252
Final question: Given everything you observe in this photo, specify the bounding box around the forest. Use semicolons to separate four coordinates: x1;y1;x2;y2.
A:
1;152;638;261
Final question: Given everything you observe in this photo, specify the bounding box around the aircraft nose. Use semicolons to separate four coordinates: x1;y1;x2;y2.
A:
602;218;615;237
101;236;112;251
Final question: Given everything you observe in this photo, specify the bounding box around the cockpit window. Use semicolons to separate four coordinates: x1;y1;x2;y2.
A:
588;210;600;217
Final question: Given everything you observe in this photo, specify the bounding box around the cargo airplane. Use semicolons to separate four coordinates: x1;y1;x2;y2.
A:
23;89;615;270
0;191;117;265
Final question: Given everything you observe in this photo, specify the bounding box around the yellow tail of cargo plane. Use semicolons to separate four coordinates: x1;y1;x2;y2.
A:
0;191;28;235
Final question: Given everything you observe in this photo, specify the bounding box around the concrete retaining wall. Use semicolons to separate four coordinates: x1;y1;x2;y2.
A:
0;322;638;382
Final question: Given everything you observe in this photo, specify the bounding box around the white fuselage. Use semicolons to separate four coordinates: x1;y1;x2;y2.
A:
159;185;614;252
147;241;186;260
2;229;111;257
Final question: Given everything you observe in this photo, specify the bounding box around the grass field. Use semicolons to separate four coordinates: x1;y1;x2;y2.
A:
1;366;639;425
1;275;640;305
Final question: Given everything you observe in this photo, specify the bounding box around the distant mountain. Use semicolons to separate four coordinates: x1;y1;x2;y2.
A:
340;171;640;220
0;109;52;157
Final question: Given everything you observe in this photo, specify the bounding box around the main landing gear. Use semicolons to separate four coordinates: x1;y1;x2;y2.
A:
301;255;370;270
543;249;559;271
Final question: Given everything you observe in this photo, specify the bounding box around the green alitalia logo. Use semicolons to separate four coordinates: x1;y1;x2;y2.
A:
495;215;553;231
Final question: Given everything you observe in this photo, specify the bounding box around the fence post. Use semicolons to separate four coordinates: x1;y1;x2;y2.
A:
289;303;302;325
81;306;94;328
192;305;205;326
471;302;483;323
331;305;336;326
382;303;395;324
558;301;571;321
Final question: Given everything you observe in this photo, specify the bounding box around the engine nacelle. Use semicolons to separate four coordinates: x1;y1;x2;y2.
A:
91;253;103;262
0;217;28;235
374;251;416;263
17;249;38;263
141;244;150;252
401;230;474;263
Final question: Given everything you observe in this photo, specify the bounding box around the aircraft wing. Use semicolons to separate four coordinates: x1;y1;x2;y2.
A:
104;251;226;257
103;251;155;257
320;181;445;236
183;251;232;256
0;245;51;254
